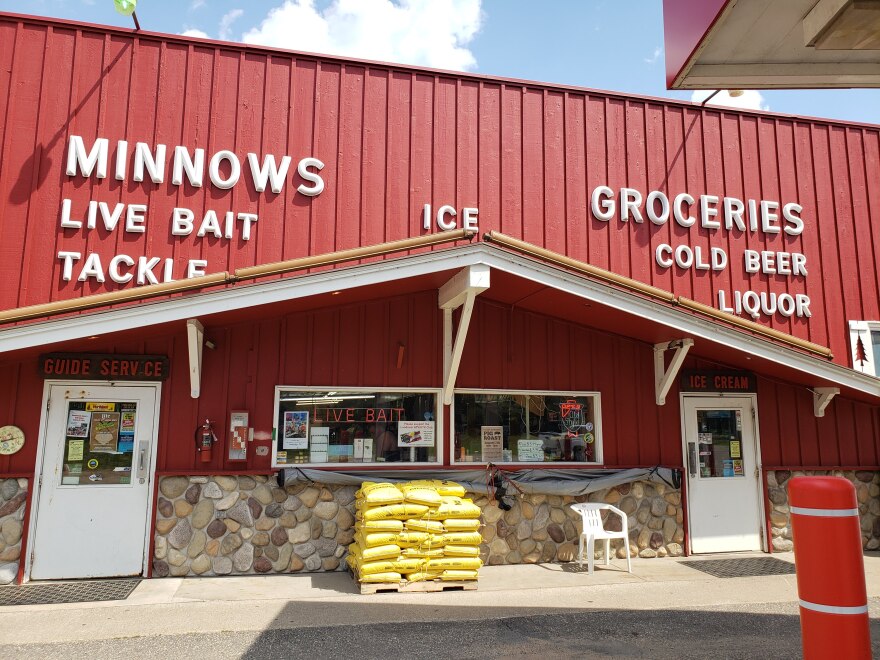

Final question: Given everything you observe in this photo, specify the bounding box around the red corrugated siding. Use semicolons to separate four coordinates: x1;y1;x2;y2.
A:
1;16;880;369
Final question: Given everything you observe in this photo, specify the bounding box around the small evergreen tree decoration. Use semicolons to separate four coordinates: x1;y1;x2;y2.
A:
855;334;869;369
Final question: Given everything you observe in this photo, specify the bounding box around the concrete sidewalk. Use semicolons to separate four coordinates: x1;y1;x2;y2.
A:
0;552;878;646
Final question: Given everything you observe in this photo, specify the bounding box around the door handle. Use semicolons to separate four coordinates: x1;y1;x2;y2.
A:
687;442;697;478
136;441;149;483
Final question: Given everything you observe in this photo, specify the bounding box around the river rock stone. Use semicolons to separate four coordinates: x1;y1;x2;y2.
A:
336;507;354;529
255;518;275;531
279;512;298;528
294;542;316;558
288;554;305;572
215;492;239;511
516;519;533;540
221;533;243;555
190;500;214;529
0;493;25;518
0;562;18;585
533;505;550;530
168;519;193;550
299;487;320;508
184;484;201;505
314;538;336;557
649;532;664;550
323;557;340;571
284;522;310;544
295;507;312;523
206;539;220;556
154;535;167;560
212;556;232;575
311;519;323;540
167;548;187;567
547;523;565;543
639;548;657;558
556;542;577;562
265;503;283;518
215;476;238;492
233;543;255;572
314;501;338;520
174;500;193;518
482;505;503;524
549;508;566;524
152;560;169;577
254;556;272;573
251;485;273;505
319;487;334;502
206;519;227;538
1;519;22;546
274;544;293;572
191;555;211;575
238;476;256;490
0;480;18;501
155;517;176;535
187;530;207;558
203;482;222;499
335;528;355;546
272;488;287;503
304;554;322;571
160;477;188;499
157;497;173;518
322;521;338;538
226;500;254;527
283;497;303;511
247;498;263;520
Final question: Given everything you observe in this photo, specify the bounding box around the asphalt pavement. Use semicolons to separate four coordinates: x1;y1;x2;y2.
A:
1;552;878;659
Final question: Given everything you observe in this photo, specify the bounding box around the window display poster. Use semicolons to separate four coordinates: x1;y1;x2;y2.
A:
723;459;735;477
309;426;329;463
517;439;544;462
118;408;137;453
729;440;741;458
481;426;504;462
397;421;435;447
283;411;309;450
66;411;91;438
733;459;744;476
67;439;85;461
89;412;120;453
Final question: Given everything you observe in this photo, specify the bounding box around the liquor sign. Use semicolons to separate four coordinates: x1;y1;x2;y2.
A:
680;370;757;393
40;353;170;381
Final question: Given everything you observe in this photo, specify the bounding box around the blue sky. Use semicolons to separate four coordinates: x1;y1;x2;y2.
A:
4;0;879;125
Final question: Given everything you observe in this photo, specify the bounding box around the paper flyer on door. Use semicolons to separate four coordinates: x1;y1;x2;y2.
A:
89;412;120;453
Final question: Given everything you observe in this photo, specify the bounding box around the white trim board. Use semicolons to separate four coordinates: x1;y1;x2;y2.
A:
1;243;878;399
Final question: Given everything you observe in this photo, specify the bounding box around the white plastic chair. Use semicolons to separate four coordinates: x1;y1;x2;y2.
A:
569;503;632;575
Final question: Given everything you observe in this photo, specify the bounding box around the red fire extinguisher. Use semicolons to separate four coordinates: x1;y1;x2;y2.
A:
195;419;217;463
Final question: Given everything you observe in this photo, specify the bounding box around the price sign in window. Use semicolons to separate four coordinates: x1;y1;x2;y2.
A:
696;409;745;478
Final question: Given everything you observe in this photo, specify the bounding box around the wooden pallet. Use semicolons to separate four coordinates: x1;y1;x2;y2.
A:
353;572;478;595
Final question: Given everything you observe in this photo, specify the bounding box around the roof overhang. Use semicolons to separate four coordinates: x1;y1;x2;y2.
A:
1;243;878;402
664;0;880;90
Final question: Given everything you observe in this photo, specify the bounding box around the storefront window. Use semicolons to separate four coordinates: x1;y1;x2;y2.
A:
273;389;439;466
453;391;601;464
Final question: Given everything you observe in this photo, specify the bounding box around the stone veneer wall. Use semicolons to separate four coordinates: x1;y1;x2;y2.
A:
153;476;684;576
766;470;880;552
0;478;28;585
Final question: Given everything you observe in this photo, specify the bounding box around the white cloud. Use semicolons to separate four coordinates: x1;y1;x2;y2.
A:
691;90;769;111
242;0;483;71
219;9;244;41
190;0;206;9
643;46;661;65
180;28;210;39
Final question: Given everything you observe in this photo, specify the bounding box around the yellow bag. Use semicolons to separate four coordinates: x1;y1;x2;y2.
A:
398;483;442;506
405;571;442;582
408;480;467;497
443;518;481;532
356;531;430;548
404;519;445;534
345;554;358;570
362;503;429;521
353;544;401;561
427;557;483;571
358;558;425;575
355;519;404;532
443;532;483;546
402;547;444;559
444;545;481;557
423;499;482;520
441;569;479;581
358;572;402;583
360;481;404;505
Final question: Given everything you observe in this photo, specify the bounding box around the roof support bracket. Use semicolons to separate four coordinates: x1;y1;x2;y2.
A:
813;387;839;417
187;318;204;399
654;338;694;405
441;265;490;406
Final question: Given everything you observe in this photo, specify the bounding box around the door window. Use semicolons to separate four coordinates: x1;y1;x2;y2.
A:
62;400;138;486
696;409;745;479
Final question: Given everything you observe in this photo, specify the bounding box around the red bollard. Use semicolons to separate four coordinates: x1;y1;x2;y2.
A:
788;476;872;659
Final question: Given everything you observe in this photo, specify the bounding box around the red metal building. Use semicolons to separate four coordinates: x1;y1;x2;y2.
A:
0;12;877;583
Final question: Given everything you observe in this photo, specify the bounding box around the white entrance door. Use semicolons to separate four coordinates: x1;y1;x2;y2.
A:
682;396;763;554
31;384;159;579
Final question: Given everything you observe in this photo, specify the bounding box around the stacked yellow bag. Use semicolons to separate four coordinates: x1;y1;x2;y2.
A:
348;480;484;585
